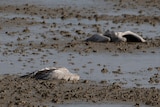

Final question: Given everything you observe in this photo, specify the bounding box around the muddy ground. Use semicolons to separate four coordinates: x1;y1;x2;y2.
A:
0;2;160;54
0;75;160;107
0;0;160;106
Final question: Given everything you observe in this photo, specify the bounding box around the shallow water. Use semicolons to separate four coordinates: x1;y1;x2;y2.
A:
1;48;160;88
0;12;159;41
0;0;159;17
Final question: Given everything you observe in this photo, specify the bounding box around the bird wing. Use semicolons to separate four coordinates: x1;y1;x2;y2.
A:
86;34;110;42
121;31;146;42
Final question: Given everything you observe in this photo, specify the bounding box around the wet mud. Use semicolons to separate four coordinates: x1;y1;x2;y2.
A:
0;75;160;106
0;3;160;54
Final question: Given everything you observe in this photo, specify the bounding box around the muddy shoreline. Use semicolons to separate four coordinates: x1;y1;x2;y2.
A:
0;4;160;54
0;75;160;106
0;0;160;106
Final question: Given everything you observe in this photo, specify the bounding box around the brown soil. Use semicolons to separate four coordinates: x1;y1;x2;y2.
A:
0;75;160;106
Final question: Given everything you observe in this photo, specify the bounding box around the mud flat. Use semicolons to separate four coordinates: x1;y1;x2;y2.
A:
0;0;160;107
0;75;160;107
